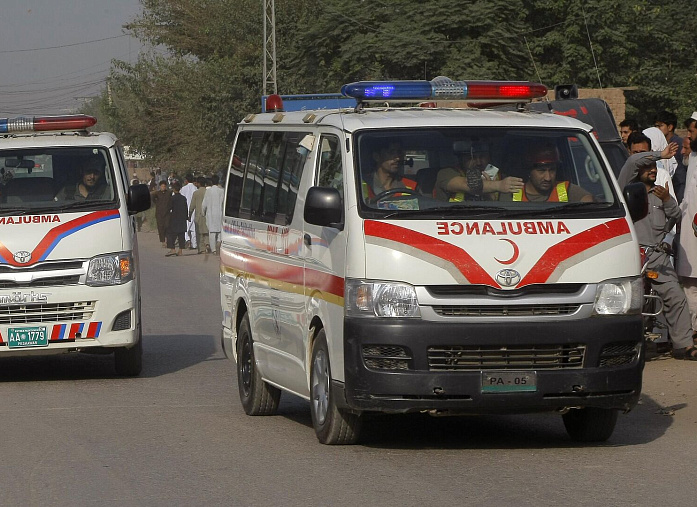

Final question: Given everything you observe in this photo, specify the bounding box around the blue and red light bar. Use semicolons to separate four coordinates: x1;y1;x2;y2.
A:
341;78;548;102
0;114;97;134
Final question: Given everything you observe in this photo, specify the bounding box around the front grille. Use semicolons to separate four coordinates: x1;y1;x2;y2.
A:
433;304;580;317
428;344;585;370
599;342;639;367
362;345;411;370
0;261;84;273
427;284;584;297
0;301;95;324
0;275;81;289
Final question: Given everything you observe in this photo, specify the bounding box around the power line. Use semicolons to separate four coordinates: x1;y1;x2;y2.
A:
0;34;129;54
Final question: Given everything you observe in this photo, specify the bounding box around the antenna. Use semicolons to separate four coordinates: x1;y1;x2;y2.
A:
523;36;548;103
263;0;277;95
582;5;603;90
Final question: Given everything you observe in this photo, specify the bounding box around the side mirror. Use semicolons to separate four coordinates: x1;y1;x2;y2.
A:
304;187;343;229
623;182;648;222
128;183;151;214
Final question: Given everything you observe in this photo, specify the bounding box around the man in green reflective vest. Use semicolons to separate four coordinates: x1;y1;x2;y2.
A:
510;143;593;203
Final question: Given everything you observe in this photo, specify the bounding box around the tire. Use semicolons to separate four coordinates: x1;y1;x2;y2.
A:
237;314;281;415
562;407;619;442
114;335;143;376
310;330;362;445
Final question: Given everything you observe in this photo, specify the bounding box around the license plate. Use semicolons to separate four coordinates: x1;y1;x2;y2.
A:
481;371;537;393
7;326;49;349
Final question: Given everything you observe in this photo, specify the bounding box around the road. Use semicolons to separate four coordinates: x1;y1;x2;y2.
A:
1;229;696;506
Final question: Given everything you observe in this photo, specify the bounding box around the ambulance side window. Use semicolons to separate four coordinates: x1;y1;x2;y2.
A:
261;131;285;220
316;135;343;198
225;131;252;217
240;132;264;218
277;132;310;225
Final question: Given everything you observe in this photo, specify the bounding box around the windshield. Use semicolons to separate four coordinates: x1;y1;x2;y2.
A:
355;127;622;218
0;147;117;214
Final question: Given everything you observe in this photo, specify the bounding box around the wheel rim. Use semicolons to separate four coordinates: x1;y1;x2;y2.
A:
311;349;330;426
240;336;252;397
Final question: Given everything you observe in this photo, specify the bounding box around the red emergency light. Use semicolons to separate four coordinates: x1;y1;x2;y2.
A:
265;94;284;112
0;115;97;134
341;78;548;103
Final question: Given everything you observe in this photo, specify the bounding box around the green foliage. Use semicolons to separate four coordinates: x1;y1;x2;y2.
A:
103;0;697;168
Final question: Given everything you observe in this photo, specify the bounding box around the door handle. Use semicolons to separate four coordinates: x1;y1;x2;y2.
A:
303;233;312;246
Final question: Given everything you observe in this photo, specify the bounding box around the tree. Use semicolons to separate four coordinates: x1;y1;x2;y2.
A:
101;0;697;167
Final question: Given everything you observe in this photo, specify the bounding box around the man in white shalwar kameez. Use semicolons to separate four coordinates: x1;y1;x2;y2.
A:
180;173;198;249
676;112;697;339
202;174;224;254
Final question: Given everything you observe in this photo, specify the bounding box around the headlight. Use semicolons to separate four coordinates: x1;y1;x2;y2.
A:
345;279;421;318
593;277;642;315
86;252;134;286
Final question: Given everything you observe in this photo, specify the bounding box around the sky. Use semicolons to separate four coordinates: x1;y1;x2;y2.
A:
0;0;145;117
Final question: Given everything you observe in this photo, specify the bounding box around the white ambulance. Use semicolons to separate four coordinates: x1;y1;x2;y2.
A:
0;115;150;375
218;79;648;444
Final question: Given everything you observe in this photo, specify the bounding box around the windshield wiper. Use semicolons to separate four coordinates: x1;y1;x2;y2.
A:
57;200;114;211
529;201;614;215
382;205;510;219
0;207;31;216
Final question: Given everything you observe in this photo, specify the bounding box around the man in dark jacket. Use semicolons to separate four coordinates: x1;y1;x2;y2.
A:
150;180;172;247
165;181;188;257
618;146;697;360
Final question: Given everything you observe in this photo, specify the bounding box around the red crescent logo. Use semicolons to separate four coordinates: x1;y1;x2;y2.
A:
495;238;520;265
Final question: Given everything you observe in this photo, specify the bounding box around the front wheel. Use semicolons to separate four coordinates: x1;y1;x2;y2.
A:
237;313;281;415
114;336;143;376
562;407;618;442
310;330;362;444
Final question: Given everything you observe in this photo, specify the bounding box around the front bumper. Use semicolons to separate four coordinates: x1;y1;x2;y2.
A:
339;315;644;414
0;281;138;357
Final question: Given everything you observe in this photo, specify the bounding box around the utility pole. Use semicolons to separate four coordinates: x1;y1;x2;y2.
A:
263;0;277;96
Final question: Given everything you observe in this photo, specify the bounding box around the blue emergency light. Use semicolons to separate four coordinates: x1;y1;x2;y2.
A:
341;77;547;102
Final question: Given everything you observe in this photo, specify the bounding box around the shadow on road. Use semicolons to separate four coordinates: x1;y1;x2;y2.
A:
0;333;220;382
274;392;675;449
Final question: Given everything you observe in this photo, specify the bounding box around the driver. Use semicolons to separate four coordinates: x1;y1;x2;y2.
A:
56;156;109;201
362;141;417;200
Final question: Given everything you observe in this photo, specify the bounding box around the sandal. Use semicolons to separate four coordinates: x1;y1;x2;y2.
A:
672;346;697;361
165;251;177;257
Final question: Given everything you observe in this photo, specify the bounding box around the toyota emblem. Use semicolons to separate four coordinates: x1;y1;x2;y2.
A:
496;269;521;287
13;250;32;264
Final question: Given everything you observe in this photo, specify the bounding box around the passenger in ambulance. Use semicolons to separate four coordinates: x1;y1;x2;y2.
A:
362;141;417;200
434;140;524;202
503;143;593;203
55;156;109;201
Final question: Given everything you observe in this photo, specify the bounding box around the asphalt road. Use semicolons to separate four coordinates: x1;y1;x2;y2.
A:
1;230;696;506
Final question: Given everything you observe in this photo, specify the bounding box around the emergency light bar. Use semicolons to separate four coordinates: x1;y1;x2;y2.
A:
341;78;548;103
0;114;97;134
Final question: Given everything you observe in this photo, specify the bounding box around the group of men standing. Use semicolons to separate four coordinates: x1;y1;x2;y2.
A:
619;111;697;361
149;173;225;257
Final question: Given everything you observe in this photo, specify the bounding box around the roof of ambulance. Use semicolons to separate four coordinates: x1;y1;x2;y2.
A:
241;107;594;131
0;131;118;149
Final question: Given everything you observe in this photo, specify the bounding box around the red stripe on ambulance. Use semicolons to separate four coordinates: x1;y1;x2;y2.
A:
519;218;631;286
364;220;499;286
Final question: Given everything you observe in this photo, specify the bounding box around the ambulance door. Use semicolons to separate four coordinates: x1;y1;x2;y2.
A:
253;130;312;396
303;133;348;382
